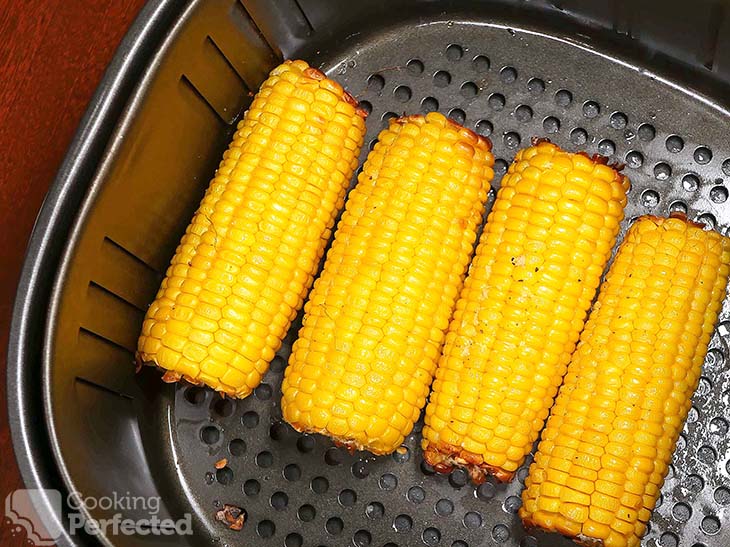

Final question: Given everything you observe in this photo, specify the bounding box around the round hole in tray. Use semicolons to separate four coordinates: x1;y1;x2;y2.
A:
433;70;452;88
694;146;713;164
669;200;688;214
449;468;469;488
598;138;615;156
200;425;220;445
392;445;410;463
215;466;233;485
710;185;728;204
270;421;288;441
714;486;730;505
555;89;572;107
500;66;518;83
653;162;672;181
520;536;538;547
672;501;691;522
270;354;286;373
449;108;466;124
393;514;413;532
407;59;424;75
285;532;303;547
625;150;644;169
435;498;454;516
582;100;600;118
257;519;275;538
543;116;560;133
686;474;705;492
638;122;656;141
682;173;700;191
379;472;398;491
296;434;315;453
472;54;490;72
665;135;684;153
352;460;370;479
446;43;463;61
243;478;260;496
311;475;329;493
254;382;272;400
367;73;385;92
697;213;717;230
491;523;510;543
353;529;372;546
452;541;468;547
514;104;533;122
256;450;273;468
641;189;660;209
421;96;439;113
241;410;259;428
228;438;246;456
365;501;384;520
463;511;482;529
475;119;493;136
701;515;721;535
298;504;316;522
460;81;479;98
283;463;301;481
271;491;288;510
326;516;344;535
527;77;545;95
407;485;425;504
610;111;628;129
570;127;588;145
422;527;441;545
338;488;357;507
660;532;679;547
394;85;412;103
503;496;522;514
488;93;506;111
184;386;205;405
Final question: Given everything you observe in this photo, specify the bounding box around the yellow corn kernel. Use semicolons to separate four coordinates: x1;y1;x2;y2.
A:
137;60;367;397
521;214;730;547
281;113;494;454
423;142;630;481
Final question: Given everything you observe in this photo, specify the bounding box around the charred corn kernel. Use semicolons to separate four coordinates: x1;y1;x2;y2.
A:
282;113;494;454
137;60;366;397
422;141;630;482
520;215;730;547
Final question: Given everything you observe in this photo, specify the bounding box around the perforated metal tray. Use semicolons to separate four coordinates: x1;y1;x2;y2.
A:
142;17;730;547
9;1;730;547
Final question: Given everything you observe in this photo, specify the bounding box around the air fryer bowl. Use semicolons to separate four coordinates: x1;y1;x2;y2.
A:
9;0;730;546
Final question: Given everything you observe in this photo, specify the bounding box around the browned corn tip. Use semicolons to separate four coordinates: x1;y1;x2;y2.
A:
667;211;707;229
161;370;181;383
532;136;626;172
424;442;514;484
303;67;327;81
392;113;493;151
302;64;367;117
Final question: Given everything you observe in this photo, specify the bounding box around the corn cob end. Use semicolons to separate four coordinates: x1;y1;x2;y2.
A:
423;441;514;483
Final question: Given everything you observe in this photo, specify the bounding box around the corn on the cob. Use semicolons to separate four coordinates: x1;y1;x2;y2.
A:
521;214;730;547
281;113;494;454
422;141;630;482
137;60;367;398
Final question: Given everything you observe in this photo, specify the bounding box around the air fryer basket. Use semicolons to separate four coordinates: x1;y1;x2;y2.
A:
9;1;730;546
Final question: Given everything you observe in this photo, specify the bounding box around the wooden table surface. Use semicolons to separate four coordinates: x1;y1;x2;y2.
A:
0;0;147;544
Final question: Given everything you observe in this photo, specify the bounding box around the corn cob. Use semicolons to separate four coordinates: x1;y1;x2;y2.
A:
422;141;630;482
521;214;730;547
281;112;494;454
137;60;367;398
